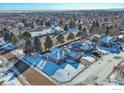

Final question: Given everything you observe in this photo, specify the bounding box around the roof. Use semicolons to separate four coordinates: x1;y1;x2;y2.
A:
1;43;16;51
3;52;15;60
23;54;42;66
119;26;124;31
22;67;55;85
100;35;112;44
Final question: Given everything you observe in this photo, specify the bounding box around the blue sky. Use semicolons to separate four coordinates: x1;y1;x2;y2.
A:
0;3;124;10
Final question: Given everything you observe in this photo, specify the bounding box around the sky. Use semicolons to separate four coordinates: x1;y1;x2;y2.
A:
0;3;124;10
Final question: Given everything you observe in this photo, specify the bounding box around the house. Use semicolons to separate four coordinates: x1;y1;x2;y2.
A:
100;35;113;46
119;25;124;33
100;35;121;53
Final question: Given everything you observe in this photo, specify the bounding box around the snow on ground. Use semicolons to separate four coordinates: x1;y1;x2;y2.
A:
0;56;9;72
31;26;61;37
82;56;96;63
31;29;50;37
11;49;24;60
97;47;110;54
1;73;22;85
0;37;4;43
64;52;124;85
51;64;85;82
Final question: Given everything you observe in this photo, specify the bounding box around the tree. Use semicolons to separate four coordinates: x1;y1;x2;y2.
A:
28;22;35;29
3;30;14;42
76;27;87;38
44;35;53;50
78;20;81;23
64;24;68;31
45;21;51;27
22;31;32;39
92;36;100;44
78;24;82;31
90;20;100;34
31;23;35;29
40;20;43;26
24;38;34;55
76;31;83;37
21;18;27;26
34;36;42;53
3;27;7;32
9;32;14;42
36;19;40;25
56;34;65;44
76;31;87;38
67;32;75;41
95;20;100;27
106;25;110;35
69;20;76;28
92;20;99;28
11;34;19;44
82;27;87;32
3;30;9;42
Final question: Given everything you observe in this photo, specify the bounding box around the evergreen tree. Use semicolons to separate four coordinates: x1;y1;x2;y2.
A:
95;20;100;27
24;38;34;55
45;21;51;27
11;34;19;44
106;26;110;35
69;20;76;28
67;32;75;41
3;31;9;42
22;31;32;39
76;31;83;37
56;34;65;43
40;20;43;26
78;24;82;31
34;36;42;53
92;20;99;28
82;27;87;32
64;24;68;31
36;19;40;24
9;32;14;42
44;35;53;50
92;36;99;44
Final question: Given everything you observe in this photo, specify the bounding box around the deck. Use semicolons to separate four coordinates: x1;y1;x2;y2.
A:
22;67;55;85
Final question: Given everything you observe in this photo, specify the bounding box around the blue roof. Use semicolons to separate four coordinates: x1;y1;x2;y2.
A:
100;35;112;44
71;42;82;49
80;44;90;50
69;50;77;57
23;54;43;66
40;49;80;75
102;47;120;53
48;52;65;60
0;43;16;51
2;43;16;51
42;61;61;75
50;47;63;52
